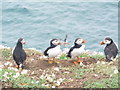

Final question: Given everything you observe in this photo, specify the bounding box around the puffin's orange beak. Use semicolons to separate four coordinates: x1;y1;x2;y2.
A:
100;41;105;45
82;40;86;43
59;42;62;45
64;42;70;45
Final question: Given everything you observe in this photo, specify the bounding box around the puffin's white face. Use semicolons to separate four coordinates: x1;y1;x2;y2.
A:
21;39;26;44
103;40;111;44
52;39;61;45
76;39;84;45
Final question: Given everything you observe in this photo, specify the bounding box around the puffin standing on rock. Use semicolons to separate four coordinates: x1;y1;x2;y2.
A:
13;38;26;69
44;39;62;64
67;38;86;65
100;37;118;62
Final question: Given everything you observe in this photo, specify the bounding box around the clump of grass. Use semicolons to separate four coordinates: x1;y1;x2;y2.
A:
25;48;43;56
0;48;12;60
85;74;118;88
59;54;70;60
90;54;105;59
0;68;46;88
59;53;105;60
79;53;90;58
70;67;90;79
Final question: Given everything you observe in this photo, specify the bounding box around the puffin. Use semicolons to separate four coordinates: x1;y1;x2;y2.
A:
44;39;62;64
100;37;118;62
67;38;86;65
63;34;69;46
13;38;26;69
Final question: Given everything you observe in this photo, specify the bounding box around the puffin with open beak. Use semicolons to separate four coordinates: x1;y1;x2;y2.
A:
100;37;118;62
44;39;62;64
13;38;26;69
67;38;86;65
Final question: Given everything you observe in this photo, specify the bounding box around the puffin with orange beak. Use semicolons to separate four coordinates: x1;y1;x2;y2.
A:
67;38;86;65
13;38;26;69
100;37;118;62
44;39;62;64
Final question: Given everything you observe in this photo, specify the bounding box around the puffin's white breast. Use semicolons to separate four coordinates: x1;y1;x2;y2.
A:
47;45;62;58
71;45;85;58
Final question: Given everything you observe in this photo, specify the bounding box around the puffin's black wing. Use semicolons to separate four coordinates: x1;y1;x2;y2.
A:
104;43;118;60
110;43;118;58
44;47;53;56
104;49;113;61
13;48;26;65
67;46;75;58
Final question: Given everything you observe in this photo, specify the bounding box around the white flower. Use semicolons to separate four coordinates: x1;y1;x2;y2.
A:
55;80;61;86
4;62;11;66
36;81;39;83
114;69;118;74
8;67;18;72
40;75;44;79
51;73;55;78
9;63;13;66
93;51;98;55
21;70;28;75
13;72;20;78
80;62;83;66
0;65;4;68
58;78;64;82
53;67;59;71
94;74;98;77
9;72;13;75
47;76;53;82
97;61;100;64
52;86;55;88
31;58;34;61
13;68;19;72
3;72;9;79
64;71;70;74
31;81;34;84
101;61;106;64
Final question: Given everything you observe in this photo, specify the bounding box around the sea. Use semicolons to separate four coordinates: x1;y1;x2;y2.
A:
1;2;118;52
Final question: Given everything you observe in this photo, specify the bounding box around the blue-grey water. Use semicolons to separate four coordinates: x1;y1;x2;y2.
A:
2;2;118;52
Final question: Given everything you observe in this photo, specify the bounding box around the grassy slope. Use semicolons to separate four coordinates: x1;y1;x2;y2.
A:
0;48;119;88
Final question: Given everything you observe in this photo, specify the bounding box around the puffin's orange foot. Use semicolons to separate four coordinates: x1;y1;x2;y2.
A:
73;61;79;65
77;60;83;63
53;58;59;64
48;61;53;64
15;65;19;69
54;61;60;64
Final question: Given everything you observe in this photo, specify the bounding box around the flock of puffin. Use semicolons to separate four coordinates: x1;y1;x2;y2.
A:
12;37;118;69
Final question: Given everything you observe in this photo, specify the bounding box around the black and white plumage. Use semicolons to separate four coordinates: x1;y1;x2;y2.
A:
13;38;26;69
44;39;62;64
63;34;69;46
100;37;118;62
67;38;86;64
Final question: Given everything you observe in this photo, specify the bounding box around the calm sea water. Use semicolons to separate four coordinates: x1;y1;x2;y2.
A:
2;2;118;52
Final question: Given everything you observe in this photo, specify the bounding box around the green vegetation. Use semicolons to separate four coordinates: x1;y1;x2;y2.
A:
59;53;105;60
85;74;118;88
0;68;46;88
73;68;90;79
0;48;12;60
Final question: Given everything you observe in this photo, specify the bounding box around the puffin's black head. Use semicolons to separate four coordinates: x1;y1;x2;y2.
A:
100;37;113;45
50;39;62;46
74;38;86;45
17;38;26;44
